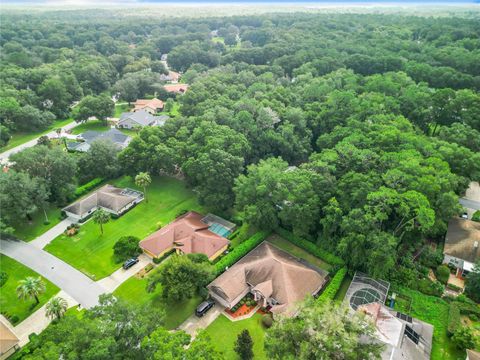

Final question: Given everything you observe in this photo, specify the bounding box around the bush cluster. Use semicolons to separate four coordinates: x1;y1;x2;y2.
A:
262;314;273;328
435;265;451;285
275;228;344;266
416;278;444;297
0;272;8;287
316;267;348;304
113;236;141;262
215;231;270;275
447;301;480;336
74;178;104;198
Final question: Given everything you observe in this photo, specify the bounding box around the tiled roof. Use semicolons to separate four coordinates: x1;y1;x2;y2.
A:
444;218;480;263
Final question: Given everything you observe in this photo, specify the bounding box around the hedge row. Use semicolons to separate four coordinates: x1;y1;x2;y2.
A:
74;178;104;198
317;267;348;304
447;301;480;336
215;231;270;275
275;228;344;266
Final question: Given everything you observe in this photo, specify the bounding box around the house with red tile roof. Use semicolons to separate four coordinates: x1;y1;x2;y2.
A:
132;98;164;114
140;211;231;261
163;84;189;94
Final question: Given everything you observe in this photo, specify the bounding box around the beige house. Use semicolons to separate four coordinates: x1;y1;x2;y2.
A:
132;98;164;114
62;185;143;221
0;319;19;360
208;241;328;316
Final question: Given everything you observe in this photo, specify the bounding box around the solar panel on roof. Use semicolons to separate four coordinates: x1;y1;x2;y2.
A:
405;325;420;344
396;312;413;323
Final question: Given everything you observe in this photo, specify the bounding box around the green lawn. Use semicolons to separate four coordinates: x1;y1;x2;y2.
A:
71;120;110;135
45;176;205;279
334;275;352;302
266;234;332;271
113;274;201;330
1;118;73;152
0;255;59;324
12;205;63;242
394;287;464;360
205;313;267;360
114;103;130;117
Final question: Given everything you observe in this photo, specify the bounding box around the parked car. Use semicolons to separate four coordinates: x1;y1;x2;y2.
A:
195;299;215;317
123;257;139;270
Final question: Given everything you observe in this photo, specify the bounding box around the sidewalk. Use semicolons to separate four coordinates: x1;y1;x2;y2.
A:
13;291;78;347
30;218;74;249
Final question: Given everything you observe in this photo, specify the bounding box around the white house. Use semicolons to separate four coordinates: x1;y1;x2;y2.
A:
117;110;168;130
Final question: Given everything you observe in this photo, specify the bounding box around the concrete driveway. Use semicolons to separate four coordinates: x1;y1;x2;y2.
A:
179;303;223;338
97;254;151;292
0;239;106;309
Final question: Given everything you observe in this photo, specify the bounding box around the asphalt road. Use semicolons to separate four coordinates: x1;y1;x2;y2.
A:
459;198;480;211
0;239;106;309
0;121;80;164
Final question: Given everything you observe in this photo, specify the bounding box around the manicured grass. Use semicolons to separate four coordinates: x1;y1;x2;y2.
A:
394;287;464;360
1;118;73;152
71;120;110;135
266;234;331;271
333;274;352;302
0;255;59;324
205;313;267;360
12;205;63;242
114;103;130;117
113;274;201;330
45;176;205;279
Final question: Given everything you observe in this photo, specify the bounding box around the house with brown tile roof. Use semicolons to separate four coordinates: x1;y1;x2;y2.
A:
160;71;181;83
62;185;143;221
164;84;189;94
139;211;230;261
207;241;328;316
443;218;480;278
132;98;164;114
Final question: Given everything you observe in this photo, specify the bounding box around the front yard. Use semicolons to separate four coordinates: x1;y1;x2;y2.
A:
12;205;63;242
44;176;205;279
113;274;201;330
0;255;59;324
205;312;267;359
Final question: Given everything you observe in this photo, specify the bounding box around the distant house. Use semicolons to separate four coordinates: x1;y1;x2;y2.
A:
208;241;328;316
67;129;131;152
0;317;19;360
164;84;189;94
62;185;143;221
140;211;233;261
133;98;164;114
443;218;480;278
344;272;433;360
118;110;169;130
160;54;168;61
160;71;181;83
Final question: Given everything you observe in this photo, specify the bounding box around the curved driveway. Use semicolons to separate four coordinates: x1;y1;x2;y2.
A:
0;239;106;309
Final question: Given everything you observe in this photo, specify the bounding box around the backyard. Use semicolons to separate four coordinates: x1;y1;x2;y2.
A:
204;312;267;360
266;234;332;271
0;255;59;324
393;287;464;360
44;176;206;279
113;273;201;330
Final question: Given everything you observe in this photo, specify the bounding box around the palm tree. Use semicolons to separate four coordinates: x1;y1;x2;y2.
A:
45;297;68;320
135;172;152;203
16;277;46;305
93;208;110;235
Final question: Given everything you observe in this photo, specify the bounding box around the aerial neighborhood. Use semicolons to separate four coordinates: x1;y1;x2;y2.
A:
1;4;480;360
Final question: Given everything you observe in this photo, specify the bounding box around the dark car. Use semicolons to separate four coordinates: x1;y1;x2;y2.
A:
195;299;215;317
123;257;139;270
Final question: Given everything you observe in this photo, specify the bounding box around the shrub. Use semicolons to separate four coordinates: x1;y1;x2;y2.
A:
0;272;8;287
144;264;154;273
446;283;462;292
472;210;480;222
214;231;270;275
469;313;478;321
416;278;444;297
74;178;104;198
448;301;480;336
113;236;141;262
435;265;451;284
317;267;347;304
452;326;475;350
175;209;189;218
275;228;344;266
156;222;162;230
262;314;273;328
153;257;162;264
43;220;50;225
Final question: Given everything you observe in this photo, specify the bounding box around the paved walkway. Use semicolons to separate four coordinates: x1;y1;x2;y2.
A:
97;254;151;292
179;303;222;338
13;291;78;347
0;239;106;309
0;121;80;164
30;219;74;249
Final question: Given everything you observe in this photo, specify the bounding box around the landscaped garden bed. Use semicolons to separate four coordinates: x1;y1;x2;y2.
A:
226;294;258;318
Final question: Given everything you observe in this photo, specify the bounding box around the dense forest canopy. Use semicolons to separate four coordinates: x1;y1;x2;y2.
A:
1;8;480;281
